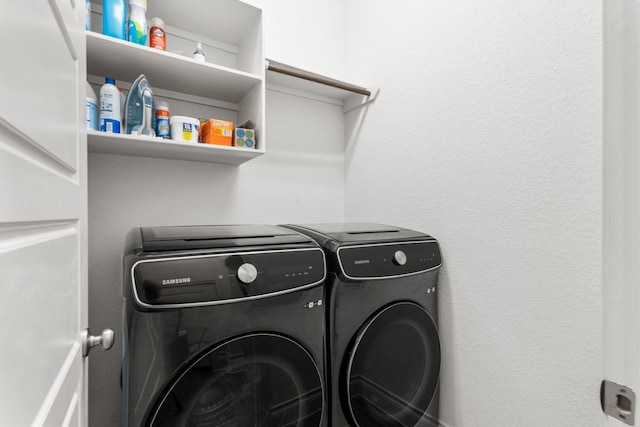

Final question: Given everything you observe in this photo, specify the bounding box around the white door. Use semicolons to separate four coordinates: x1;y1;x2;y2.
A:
603;0;640;426
0;0;88;426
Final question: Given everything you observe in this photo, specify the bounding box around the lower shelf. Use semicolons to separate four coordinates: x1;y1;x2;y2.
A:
87;131;264;165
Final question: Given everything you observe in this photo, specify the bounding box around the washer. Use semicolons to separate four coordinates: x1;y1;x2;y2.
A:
283;223;442;427
122;225;328;427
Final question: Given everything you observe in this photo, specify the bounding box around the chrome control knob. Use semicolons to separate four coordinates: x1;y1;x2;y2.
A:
237;263;258;284
393;250;407;266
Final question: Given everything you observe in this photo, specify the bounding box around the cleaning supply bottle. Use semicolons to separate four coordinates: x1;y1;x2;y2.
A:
156;101;170;139
85;82;98;130
127;0;148;45
118;87;125;124
85;0;92;31
102;0;126;40
149;17;166;51
100;77;121;133
193;42;205;62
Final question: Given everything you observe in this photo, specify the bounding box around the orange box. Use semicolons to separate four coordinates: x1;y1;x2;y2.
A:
200;119;233;146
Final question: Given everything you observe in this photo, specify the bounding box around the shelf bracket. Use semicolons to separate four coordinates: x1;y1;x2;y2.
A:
342;85;380;114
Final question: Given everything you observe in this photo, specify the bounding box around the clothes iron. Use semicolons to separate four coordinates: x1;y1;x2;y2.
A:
125;74;156;136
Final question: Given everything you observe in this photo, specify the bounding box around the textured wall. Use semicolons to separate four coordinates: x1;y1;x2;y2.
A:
343;1;603;426
88;90;345;425
245;0;346;78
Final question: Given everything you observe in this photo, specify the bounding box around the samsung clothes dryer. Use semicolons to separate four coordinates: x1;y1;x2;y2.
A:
283;223;442;427
122;225;328;427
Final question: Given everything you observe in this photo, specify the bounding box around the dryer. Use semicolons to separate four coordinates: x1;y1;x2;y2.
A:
283;223;442;427
122;225;328;427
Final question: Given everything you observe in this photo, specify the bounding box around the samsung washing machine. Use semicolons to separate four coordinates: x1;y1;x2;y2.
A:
122;225;328;427
283;223;442;427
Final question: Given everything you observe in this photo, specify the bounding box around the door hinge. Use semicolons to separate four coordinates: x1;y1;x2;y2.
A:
601;380;636;425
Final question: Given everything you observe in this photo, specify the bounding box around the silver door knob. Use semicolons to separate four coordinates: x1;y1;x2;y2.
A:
81;328;114;357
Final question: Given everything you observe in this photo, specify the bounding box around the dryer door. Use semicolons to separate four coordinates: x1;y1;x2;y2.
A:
146;333;324;426
343;302;441;427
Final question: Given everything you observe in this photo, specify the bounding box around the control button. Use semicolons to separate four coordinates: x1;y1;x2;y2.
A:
237;263;258;284
393;250;407;266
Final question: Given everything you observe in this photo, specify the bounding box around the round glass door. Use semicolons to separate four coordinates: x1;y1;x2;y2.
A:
148;333;324;427
344;302;440;427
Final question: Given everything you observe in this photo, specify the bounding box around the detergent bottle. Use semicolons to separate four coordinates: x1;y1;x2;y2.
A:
127;0;148;45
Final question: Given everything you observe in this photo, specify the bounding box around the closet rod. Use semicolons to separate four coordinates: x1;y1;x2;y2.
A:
267;60;371;97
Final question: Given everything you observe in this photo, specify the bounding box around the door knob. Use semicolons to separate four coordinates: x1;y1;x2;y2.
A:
81;328;114;357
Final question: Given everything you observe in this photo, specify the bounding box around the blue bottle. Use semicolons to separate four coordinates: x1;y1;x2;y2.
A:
103;0;126;40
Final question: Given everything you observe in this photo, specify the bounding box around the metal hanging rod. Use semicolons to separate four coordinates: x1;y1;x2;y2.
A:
266;60;371;97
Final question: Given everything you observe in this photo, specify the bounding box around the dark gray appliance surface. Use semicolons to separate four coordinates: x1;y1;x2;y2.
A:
122;224;328;427
283;222;433;248
126;224;314;252
283;223;442;427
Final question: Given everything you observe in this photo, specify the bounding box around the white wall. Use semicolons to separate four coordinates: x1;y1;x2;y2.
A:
343;1;603;426
244;0;346;78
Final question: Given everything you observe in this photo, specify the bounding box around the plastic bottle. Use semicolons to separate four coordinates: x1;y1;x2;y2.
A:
118;87;125;125
85;0;91;31
99;77;121;133
149;17;166;51
85;82;98;130
102;0;126;40
156;101;170;139
127;0;148;45
193;42;205;62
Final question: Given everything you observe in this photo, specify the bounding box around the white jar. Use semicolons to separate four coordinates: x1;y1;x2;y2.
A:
170;116;200;143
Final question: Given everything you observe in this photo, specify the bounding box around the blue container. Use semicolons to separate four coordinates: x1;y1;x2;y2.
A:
103;0;126;40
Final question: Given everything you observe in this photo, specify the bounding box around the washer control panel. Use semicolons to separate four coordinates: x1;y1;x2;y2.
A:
132;248;325;306
337;241;441;280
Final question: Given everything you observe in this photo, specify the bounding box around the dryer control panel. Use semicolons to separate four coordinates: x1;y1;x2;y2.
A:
337;240;441;280
130;248;326;308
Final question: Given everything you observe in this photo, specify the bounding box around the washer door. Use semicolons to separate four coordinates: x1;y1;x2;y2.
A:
344;302;440;427
147;333;324;426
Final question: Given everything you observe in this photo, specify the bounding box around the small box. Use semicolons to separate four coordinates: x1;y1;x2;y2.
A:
234;128;256;149
200;119;233;146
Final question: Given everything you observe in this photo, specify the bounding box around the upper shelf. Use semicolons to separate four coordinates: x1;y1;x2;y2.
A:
86;31;262;103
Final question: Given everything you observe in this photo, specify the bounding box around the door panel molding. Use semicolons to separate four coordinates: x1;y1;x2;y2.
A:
0;117;77;177
32;343;82;427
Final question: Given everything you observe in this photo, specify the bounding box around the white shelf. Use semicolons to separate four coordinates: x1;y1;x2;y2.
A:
87;131;264;165
86;0;264;165
86;32;262;103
